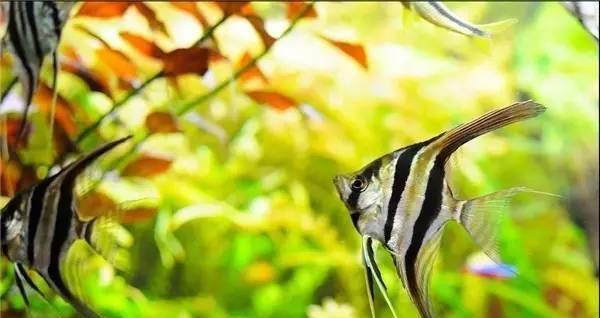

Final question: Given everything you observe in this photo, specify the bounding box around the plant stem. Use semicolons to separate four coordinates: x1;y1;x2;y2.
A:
74;13;230;147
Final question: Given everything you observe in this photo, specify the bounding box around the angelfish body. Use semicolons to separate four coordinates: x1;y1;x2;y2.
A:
334;101;546;318
0;136;131;318
1;1;74;130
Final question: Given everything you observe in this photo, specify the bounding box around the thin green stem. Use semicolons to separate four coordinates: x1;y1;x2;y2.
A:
97;2;314;182
73;14;230;147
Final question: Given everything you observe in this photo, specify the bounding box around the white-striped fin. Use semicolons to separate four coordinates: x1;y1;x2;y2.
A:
362;236;398;318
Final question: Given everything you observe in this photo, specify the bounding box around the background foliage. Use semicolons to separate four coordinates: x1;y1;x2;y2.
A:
0;2;598;318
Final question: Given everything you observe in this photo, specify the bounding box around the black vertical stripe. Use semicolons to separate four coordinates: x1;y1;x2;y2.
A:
428;1;485;36
27;176;56;265
383;145;421;244
17;262;45;298
404;156;445;304
366;237;387;290
13;265;30;306
25;1;43;61
8;3;35;106
347;158;383;210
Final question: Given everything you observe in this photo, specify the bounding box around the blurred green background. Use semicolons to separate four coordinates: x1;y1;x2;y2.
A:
0;2;598;318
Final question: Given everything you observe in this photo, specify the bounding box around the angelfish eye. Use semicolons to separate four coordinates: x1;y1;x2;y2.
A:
350;175;368;192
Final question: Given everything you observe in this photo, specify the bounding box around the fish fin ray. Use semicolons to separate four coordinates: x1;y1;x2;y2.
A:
14;264;31;307
412;228;444;318
459;187;558;263
362;237;398;318
425;101;545;163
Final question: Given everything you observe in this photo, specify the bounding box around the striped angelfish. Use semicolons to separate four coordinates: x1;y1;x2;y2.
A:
401;1;515;38
1;1;75;134
0;136;131;318
334;101;546;318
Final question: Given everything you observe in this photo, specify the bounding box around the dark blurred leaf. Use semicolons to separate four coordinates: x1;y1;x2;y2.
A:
78;191;118;219
123;154;173;177
119;207;158;224
120;32;165;58
0;160;37;197
215;1;252;16
246;90;297;110
321;36;368;69
238;52;268;83
161;47;212;76
245;15;276;48
75;24;112;48
286;2;317;19
145;111;180;134
33;84;78;137
132;3;169;35
96;47;138;80
76;2;132;18
61;48;112;96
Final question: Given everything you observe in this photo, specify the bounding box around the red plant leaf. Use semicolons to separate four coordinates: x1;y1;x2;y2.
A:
161;47;212;76
0;117;30;148
120;32;165;58
132;3;169;35
33;84;78;137
0;160;37;197
123;154;173;177
78;191;118;219
237;52;267;83
286;2;317;19
118;207;158;224
321;36;368;69
76;2;132;18
244;15;276;48
215;1;252;16
145;111;180;134
246;90;297;110
96;47;137;80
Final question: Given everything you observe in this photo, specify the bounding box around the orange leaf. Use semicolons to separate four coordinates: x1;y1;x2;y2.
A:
215;1;252;16
118;207;158;224
123;154;173;177
145;111;180;134
120;32;164;58
33;84;78;137
321;37;368;69
161;47;212;76
170;2;209;28
0;116;30;148
237;52;267;83
96;47;137;80
0;160;37;197
286;2;317;19
246;90;297;110
245;15;276;48
133;3;169;35
78;191;118;219
76;2;132;18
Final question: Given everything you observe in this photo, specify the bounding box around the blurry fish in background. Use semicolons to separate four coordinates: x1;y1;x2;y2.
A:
562;1;599;42
334;101;549;318
0;1;76;136
401;1;516;38
464;252;517;280
0;136;131;318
